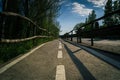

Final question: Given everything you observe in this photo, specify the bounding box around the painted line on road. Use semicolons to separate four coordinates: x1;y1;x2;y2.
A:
55;65;66;80
59;41;62;49
0;43;45;74
58;51;63;58
59;42;61;45
59;44;62;49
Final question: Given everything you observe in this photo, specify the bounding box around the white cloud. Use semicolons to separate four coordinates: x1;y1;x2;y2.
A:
72;2;92;16
88;0;108;8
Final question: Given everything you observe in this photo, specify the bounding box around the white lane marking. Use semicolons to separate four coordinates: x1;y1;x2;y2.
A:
0;43;45;74
55;65;66;80
58;51;63;58
59;44;62;49
59;42;61;45
59;41;62;49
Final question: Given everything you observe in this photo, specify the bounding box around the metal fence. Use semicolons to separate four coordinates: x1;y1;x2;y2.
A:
61;9;120;46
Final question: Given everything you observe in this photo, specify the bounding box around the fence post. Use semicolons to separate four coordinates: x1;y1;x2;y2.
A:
91;36;94;46
77;31;78;43
91;23;94;46
78;28;82;43
66;33;69;40
71;31;73;41
77;30;79;43
79;36;82;43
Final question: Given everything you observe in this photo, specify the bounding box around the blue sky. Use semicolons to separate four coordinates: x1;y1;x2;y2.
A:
0;0;115;35
57;0;115;35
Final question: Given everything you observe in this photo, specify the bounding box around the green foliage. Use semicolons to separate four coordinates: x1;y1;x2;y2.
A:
104;0;114;26
84;10;96;31
94;22;99;29
113;1;120;25
88;10;96;22
73;23;85;30
0;0;61;63
0;38;53;62
28;0;61;37
104;0;112;15
73;10;100;33
0;0;61;40
73;23;85;34
103;0;120;26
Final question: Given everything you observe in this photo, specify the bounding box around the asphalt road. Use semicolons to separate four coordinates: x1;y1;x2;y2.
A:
0;39;120;80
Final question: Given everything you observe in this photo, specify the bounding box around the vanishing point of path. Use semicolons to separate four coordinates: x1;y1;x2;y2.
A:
0;39;120;80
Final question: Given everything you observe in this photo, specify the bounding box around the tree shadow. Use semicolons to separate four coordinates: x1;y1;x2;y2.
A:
63;43;96;80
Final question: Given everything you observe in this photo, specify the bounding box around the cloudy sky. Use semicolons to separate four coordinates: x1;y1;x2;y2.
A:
57;0;115;35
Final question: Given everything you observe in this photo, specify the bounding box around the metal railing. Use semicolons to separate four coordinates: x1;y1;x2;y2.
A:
61;9;120;46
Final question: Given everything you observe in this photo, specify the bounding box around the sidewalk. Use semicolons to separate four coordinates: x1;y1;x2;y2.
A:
63;40;120;80
72;37;120;54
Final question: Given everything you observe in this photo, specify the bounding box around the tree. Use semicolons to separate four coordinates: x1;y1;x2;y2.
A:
104;0;113;27
29;0;61;37
118;1;120;23
1;0;21;39
84;10;96;31
112;1;119;25
73;23;84;32
88;10;96;22
94;22;99;29
0;0;61;39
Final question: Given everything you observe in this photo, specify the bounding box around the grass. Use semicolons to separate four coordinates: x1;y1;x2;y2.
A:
0;37;53;63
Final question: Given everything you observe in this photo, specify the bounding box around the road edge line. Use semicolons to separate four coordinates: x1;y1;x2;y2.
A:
0;43;45;74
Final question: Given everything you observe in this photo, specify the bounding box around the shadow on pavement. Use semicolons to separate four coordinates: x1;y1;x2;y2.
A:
64;40;120;69
63;43;96;80
72;49;82;53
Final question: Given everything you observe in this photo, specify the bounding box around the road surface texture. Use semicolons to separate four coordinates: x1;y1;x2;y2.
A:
0;39;120;80
69;37;120;54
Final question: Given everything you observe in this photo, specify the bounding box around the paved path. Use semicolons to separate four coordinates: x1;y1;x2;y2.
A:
71;37;120;54
0;39;120;80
